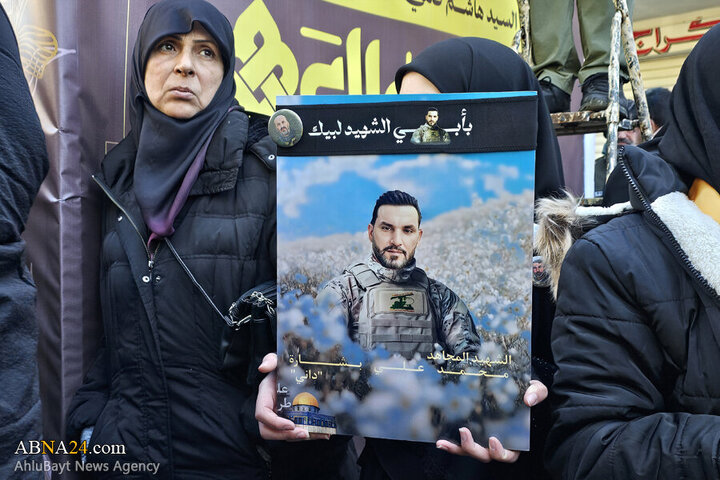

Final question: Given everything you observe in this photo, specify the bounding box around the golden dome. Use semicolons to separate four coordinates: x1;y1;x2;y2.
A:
292;392;319;408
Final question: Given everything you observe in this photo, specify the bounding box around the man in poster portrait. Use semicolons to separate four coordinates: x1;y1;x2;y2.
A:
317;190;480;359
411;107;451;144
273;113;299;146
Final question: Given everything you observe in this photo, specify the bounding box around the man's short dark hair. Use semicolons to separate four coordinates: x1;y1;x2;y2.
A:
426;107;438;114
646;87;671;129
371;190;422;226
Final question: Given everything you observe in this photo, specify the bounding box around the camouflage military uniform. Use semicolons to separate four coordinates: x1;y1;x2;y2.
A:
410;124;451;144
278;130;297;147
317;256;480;359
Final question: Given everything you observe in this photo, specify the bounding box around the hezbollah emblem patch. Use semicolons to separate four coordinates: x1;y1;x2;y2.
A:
389;292;415;311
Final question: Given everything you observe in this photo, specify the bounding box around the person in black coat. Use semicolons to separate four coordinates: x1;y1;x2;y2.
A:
256;37;561;480
65;1;276;478
371;36;561;480
537;23;720;480
0;4;49;479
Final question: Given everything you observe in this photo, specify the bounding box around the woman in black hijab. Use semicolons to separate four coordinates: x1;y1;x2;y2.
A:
65;1;276;478
363;37;561;480
129;0;238;240
542;24;720;479
657;30;720;192
396;37;565;200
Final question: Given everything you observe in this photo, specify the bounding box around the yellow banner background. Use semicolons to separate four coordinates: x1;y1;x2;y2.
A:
321;0;518;44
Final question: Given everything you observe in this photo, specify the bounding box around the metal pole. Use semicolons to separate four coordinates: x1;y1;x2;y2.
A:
618;0;653;141
521;0;532;64
606;9;622;178
513;0;533;65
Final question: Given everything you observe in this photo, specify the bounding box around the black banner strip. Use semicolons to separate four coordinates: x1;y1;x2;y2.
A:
276;96;537;156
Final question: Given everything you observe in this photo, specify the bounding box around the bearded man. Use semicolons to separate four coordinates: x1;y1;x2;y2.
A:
317;190;480;359
410;107;450;144
273;113;298;146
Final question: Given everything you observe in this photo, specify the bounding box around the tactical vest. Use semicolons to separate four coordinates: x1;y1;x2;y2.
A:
348;263;437;359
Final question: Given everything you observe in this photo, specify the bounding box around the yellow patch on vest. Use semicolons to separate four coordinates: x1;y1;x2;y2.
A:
371;288;427;315
389;292;415;311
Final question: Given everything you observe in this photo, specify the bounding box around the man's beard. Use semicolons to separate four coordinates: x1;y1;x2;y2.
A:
372;240;413;269
279;129;293;141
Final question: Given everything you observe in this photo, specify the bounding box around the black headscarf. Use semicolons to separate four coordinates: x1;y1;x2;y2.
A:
130;0;237;237
395;37;564;199
658;24;720;192
393;38;563;480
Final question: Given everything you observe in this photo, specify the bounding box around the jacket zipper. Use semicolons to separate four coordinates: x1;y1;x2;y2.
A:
94;178;176;476
618;147;720;303
92;175;157;271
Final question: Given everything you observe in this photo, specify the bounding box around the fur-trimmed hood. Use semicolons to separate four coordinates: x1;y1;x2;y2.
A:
534;145;718;299
534;194;632;298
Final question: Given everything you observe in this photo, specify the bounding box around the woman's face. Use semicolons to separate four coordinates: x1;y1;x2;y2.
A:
144;23;224;119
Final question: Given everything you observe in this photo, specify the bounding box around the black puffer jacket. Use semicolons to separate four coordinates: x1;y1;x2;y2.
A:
544;146;720;479
66;110;276;479
0;5;47;479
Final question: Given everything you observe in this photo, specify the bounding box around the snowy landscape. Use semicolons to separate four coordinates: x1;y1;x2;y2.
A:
277;190;534;448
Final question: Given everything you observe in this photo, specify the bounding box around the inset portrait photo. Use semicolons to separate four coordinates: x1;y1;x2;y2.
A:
269;109;303;147
410;107;451;145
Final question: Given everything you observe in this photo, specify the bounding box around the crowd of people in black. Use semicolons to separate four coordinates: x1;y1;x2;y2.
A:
2;1;718;479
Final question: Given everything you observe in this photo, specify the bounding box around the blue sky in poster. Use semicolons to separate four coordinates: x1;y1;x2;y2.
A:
278;150;534;241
